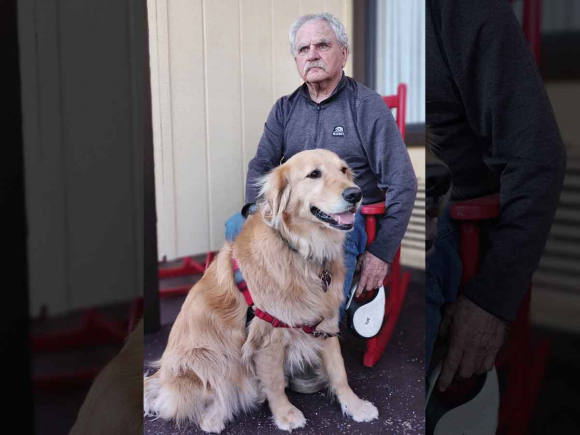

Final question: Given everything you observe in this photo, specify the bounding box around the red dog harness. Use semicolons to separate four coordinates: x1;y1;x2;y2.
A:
232;257;334;338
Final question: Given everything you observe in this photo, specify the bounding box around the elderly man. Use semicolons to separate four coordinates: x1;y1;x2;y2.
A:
425;0;566;399
227;13;417;310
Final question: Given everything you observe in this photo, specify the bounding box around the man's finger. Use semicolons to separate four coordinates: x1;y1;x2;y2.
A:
438;314;452;340
364;275;376;292
481;352;497;373
438;345;463;392
458;351;477;379
356;270;368;296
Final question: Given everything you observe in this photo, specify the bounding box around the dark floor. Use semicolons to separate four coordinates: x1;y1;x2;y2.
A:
28;259;580;434
144;267;426;435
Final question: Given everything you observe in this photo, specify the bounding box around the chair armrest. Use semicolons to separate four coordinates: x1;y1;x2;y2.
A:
361;202;386;215
450;193;500;220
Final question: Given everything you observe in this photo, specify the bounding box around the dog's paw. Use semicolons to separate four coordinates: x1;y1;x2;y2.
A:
342;398;379;423
199;415;226;434
273;406;307;432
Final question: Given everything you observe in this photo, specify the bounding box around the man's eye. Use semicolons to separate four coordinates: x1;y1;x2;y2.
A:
307;169;321;179
341;167;348;174
299;46;308;53
319;44;329;50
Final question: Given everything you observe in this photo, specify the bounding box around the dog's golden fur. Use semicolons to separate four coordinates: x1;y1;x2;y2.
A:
144;149;379;432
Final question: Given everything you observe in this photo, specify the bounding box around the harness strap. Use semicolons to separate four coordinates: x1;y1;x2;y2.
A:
232;257;324;336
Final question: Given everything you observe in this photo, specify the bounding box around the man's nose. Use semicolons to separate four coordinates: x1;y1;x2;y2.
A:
306;45;320;60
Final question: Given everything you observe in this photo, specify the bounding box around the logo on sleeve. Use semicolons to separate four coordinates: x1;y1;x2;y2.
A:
332;126;345;137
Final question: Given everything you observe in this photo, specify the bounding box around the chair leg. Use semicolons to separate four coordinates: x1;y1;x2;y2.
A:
497;289;550;435
363;270;411;367
158;256;206;279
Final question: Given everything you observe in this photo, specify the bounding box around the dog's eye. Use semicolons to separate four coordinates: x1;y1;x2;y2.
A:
341;167;348;174
307;169;321;179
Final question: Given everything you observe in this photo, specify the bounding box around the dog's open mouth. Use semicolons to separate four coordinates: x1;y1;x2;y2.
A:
311;206;356;230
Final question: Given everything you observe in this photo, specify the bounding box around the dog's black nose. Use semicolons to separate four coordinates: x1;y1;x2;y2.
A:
342;187;362;204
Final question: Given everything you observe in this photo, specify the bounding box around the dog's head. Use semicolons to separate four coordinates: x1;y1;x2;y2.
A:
257;149;362;236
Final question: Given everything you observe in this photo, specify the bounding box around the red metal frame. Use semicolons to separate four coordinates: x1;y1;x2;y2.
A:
382;83;407;141
158;252;215;297
510;0;542;65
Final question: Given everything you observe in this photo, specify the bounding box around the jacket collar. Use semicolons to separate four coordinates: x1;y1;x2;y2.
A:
298;71;348;105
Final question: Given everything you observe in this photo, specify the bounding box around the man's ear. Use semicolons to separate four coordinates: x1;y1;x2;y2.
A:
341;46;348;67
258;166;291;227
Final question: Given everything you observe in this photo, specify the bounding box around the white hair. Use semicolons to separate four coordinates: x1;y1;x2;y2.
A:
288;13;349;56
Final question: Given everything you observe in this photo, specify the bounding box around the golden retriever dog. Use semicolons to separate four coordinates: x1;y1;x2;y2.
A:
143;149;379;433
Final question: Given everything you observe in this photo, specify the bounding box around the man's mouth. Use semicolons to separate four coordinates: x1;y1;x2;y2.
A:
311;206;356;230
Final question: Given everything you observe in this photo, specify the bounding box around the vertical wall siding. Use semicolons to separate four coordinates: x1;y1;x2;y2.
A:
150;0;353;259
20;0;145;315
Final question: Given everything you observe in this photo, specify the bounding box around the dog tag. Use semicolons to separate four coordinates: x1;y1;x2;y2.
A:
320;269;332;292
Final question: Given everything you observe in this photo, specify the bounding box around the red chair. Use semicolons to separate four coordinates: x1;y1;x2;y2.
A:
358;83;412;367
450;194;549;435
509;0;542;65
382;83;407;141
157;253;215;298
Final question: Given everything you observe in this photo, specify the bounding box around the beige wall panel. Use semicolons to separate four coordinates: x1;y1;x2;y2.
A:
60;0;141;309
324;0;347;22
148;0;169;261
241;0;274;187
344;0;353;77
299;0;326;16
168;0;210;257
20;0;68;315
21;0;146;313
152;0;177;259
272;1;303;100
204;0;245;251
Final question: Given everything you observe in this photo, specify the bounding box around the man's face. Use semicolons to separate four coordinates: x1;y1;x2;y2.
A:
294;20;347;86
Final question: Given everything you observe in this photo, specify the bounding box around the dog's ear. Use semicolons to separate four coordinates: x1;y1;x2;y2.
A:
258;166;291;227
340;160;355;182
345;166;355;182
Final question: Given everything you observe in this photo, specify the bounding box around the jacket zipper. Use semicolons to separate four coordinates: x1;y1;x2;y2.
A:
314;103;321;144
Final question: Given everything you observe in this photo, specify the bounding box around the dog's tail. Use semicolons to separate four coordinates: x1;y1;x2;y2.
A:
144;356;261;432
288;363;329;394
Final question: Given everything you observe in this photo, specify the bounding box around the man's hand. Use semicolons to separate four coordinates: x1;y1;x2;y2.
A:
356;251;390;295
437;295;506;392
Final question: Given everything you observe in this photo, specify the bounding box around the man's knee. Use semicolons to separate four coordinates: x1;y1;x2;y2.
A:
225;212;245;242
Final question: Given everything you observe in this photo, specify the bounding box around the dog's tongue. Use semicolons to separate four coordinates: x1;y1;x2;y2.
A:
330;211;355;225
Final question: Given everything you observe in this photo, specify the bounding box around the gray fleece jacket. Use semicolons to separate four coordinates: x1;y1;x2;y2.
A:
245;73;418;263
